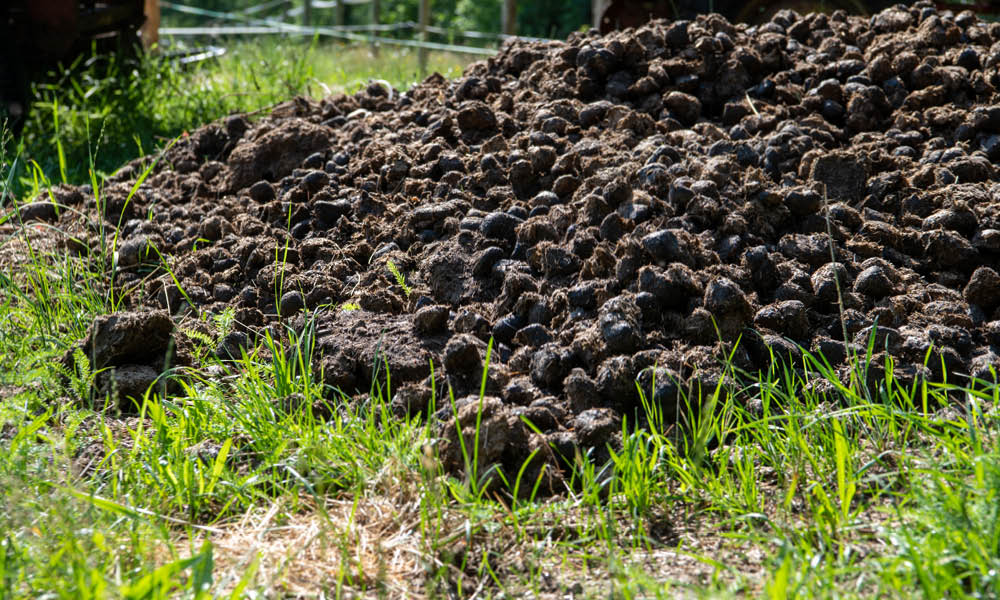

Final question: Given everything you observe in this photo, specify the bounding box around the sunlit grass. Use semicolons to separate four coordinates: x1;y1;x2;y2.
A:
4;38;472;202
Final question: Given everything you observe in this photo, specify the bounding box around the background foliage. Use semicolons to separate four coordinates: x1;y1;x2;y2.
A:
162;0;594;40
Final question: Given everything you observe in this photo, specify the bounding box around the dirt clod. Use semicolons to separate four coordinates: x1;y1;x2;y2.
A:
61;311;189;406
964;267;1000;310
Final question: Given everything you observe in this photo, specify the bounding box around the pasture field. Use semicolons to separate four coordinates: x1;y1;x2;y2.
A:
2;34;1000;599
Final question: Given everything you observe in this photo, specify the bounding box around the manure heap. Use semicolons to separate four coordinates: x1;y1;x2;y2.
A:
30;0;1000;486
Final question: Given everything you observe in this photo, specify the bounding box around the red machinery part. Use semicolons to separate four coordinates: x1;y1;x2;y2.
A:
25;0;80;58
1;1;146;135
7;1;144;61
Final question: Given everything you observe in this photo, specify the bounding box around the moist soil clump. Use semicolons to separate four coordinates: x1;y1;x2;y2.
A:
23;1;1000;487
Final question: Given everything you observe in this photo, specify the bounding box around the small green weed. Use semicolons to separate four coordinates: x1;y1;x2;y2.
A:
386;259;412;298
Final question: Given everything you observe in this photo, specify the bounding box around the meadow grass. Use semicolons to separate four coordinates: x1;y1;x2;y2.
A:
2;42;1000;599
4;36;470;201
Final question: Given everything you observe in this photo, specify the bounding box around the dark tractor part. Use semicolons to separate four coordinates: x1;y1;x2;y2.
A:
1;0;146;136
597;0;901;31
1;9;30;136
730;0;885;24
598;0;676;33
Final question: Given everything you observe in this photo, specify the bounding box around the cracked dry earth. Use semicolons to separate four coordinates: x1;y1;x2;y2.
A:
9;0;1000;489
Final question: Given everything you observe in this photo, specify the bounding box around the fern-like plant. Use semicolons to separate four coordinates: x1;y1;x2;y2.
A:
71;348;94;401
386;260;412;298
213;306;236;340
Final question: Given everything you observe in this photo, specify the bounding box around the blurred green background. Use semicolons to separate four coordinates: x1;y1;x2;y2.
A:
162;0;593;41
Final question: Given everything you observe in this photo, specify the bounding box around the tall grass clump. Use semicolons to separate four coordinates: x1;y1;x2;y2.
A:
9;39;471;200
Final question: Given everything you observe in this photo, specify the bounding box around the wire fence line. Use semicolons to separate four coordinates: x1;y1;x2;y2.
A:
160;0;553;59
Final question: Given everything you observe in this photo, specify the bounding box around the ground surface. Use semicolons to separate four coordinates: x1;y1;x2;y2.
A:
13;0;1000;484
2;2;1000;598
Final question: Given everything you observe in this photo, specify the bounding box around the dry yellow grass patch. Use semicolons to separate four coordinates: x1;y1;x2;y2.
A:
181;494;444;598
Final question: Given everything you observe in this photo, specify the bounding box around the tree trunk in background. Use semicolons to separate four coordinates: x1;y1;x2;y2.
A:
502;0;517;36
419;0;429;74
592;0;609;29
303;0;313;26
371;0;380;57
142;0;160;49
336;0;345;27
